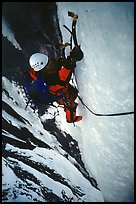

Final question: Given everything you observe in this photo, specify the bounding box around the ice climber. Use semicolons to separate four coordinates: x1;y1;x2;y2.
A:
28;11;84;123
29;43;83;123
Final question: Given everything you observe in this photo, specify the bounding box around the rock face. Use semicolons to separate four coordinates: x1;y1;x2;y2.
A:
2;2;103;202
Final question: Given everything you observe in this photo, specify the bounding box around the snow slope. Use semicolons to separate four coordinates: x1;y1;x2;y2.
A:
2;76;103;202
57;2;134;202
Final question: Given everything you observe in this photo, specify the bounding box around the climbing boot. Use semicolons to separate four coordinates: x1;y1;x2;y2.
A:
65;102;82;123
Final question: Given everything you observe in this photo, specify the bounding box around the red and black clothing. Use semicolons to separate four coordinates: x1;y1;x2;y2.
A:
29;56;81;123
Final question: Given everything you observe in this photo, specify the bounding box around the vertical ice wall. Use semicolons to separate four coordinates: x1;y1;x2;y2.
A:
57;2;134;202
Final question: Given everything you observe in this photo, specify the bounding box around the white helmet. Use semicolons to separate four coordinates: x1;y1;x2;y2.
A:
29;53;48;71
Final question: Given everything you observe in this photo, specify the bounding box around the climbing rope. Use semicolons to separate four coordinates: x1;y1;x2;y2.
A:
70;74;134;117
77;95;134;117
64;12;134;117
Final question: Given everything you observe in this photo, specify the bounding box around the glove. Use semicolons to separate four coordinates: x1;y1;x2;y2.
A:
70;45;84;61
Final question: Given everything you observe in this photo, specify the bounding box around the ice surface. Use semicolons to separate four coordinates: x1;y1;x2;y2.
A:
57;2;134;202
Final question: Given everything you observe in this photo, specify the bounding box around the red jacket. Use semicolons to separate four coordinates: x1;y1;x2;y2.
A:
30;64;72;96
